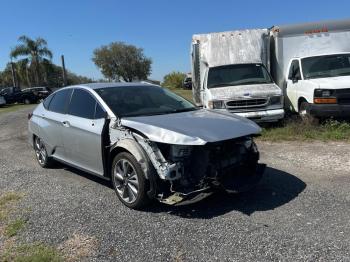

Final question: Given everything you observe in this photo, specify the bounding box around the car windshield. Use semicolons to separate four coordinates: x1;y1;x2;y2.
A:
301;54;350;79
207;64;273;88
95;85;197;117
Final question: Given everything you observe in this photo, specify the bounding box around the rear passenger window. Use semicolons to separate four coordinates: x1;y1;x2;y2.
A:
48;89;72;113
43;93;54;109
94;103;106;119
68;89;96;119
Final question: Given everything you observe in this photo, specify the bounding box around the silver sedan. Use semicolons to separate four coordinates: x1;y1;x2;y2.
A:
28;83;264;209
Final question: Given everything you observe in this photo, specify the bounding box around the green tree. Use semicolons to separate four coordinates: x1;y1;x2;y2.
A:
10;36;53;86
92;42;152;82
162;71;186;89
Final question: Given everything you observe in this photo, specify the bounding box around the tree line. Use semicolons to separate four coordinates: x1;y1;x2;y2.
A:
0;36;94;88
0;35;187;89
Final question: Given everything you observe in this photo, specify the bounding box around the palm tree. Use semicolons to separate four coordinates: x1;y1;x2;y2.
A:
10;36;52;86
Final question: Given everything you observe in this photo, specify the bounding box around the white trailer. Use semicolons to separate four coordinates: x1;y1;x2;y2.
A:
270;19;350;118
191;29;284;123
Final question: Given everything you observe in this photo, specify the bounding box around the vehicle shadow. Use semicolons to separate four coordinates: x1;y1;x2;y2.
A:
146;167;306;219
55;163;113;188
54;163;306;219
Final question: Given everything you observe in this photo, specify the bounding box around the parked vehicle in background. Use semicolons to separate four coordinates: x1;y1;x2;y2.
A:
270;19;350;119
22;87;51;101
0;95;6;106
0;86;50;104
0;87;34;104
183;74;192;89
28;83;264;209
191;29;284;123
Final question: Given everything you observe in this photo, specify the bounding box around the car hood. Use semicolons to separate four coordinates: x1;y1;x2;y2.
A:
306;75;350;89
120;109;261;145
208;83;282;100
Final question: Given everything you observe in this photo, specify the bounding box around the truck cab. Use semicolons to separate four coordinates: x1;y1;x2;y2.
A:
286;53;350;118
202;63;284;122
192;29;284;123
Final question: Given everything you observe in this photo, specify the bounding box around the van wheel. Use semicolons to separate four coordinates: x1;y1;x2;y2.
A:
111;152;150;209
299;102;318;124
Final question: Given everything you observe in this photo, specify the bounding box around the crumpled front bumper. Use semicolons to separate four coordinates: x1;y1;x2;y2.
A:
160;164;266;206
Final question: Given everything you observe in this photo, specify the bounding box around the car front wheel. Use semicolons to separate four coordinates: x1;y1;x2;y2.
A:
111;152;150;209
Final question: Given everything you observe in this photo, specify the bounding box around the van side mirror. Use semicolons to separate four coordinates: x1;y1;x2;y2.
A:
292;77;299;83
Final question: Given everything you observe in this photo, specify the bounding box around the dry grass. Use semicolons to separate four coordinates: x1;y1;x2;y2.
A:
168;88;193;102
0;192;23;222
0;104;34;115
2;243;63;262
4;218;27;237
260;119;350;142
58;233;98;261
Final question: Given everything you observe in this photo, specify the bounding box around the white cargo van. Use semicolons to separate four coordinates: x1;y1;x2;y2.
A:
191;29;284;123
270;19;350;118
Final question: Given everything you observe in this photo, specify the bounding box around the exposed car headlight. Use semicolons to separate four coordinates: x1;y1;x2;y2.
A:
269;95;283;105
208;100;225;109
169;145;192;160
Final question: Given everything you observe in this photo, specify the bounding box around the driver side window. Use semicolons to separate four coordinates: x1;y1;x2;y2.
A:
288;60;301;80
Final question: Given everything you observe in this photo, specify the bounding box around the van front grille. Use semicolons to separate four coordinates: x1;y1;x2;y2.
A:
225;98;268;109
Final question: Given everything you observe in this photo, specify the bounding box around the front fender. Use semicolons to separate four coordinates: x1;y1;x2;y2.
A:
110;138;152;179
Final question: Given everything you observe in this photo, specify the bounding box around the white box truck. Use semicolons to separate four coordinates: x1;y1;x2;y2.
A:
191;29;285;123
270;19;350;118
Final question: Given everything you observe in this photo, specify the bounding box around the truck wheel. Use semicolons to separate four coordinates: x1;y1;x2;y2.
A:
299;102;318;124
111;152;150;209
24;98;31;104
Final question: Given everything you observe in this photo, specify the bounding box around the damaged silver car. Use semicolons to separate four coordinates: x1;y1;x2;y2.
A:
28;83;265;209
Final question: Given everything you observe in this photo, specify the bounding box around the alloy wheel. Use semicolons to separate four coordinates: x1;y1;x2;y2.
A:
35;137;47;165
113;159;139;204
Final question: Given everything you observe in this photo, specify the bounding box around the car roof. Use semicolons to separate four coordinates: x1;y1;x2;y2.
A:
71;82;159;90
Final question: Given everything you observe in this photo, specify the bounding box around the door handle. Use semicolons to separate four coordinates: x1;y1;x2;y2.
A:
62;121;70;127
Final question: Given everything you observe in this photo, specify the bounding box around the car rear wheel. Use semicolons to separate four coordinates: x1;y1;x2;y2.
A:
34;136;53;168
111;152;150;209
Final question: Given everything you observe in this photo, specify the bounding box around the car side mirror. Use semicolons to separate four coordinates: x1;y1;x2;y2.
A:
292;77;298;83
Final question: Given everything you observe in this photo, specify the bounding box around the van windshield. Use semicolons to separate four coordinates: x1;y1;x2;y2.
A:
207;64;273;89
302;54;350;79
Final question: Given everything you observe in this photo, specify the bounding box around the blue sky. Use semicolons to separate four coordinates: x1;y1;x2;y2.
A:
1;0;350;81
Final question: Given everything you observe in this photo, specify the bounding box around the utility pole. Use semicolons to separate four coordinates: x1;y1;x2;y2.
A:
10;61;17;87
61;55;67;86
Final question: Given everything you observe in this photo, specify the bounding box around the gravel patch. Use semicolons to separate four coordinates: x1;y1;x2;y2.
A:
0;107;349;261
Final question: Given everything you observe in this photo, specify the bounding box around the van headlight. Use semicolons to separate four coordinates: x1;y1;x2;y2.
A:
314;89;334;97
269;95;283;105
208;100;225;109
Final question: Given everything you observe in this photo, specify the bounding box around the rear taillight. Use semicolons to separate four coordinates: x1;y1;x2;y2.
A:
28;113;33;120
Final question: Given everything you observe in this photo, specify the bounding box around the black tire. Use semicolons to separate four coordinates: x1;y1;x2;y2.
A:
24;98;31;104
111;152;150;209
34;136;54;168
299;102;318;124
